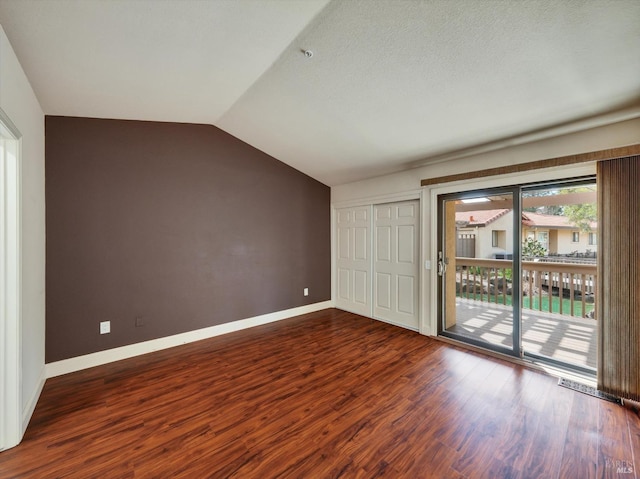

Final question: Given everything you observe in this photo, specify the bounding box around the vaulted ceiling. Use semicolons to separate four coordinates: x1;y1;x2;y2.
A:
1;0;638;186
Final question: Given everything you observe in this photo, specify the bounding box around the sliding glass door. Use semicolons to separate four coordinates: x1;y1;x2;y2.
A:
438;178;597;374
520;181;597;372
438;187;521;357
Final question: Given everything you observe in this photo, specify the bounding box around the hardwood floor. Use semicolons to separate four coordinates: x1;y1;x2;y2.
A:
1;308;638;478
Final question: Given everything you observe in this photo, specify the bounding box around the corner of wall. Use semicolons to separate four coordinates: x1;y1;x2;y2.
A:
21;365;46;436
1;23;47;448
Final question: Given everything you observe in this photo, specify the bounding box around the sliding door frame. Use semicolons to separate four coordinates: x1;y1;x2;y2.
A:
437;186;522;358
519;177;598;376
433;174;598;374
424;164;597;351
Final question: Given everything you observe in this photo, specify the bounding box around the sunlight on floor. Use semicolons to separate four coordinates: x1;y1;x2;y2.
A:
452;300;597;369
464;317;489;328
523;330;550;342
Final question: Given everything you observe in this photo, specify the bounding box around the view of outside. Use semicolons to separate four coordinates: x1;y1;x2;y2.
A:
444;181;598;371
521;185;597;320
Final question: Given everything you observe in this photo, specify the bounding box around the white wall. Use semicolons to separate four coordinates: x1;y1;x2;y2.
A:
0;25;46;437
476;213;514;259
332;117;640;336
332;117;640;203
554;229;597;255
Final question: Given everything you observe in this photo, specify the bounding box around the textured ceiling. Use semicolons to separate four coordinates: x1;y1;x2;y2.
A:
1;0;639;186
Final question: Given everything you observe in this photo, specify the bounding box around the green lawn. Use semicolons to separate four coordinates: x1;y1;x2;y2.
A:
458;293;595;318
522;296;594;317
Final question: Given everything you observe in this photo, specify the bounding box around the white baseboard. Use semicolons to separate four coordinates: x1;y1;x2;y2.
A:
46;301;334;378
22;366;46;436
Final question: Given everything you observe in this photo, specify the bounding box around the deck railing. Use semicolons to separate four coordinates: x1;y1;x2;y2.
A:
454;257;596;319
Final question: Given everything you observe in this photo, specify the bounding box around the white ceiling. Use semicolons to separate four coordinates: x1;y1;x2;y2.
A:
1;0;639;186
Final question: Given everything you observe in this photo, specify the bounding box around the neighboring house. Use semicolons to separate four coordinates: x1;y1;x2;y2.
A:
456;209;597;259
456;209;513;259
521;211;597;256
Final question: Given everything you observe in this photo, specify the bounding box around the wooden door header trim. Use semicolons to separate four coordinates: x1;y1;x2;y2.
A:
420;144;640;187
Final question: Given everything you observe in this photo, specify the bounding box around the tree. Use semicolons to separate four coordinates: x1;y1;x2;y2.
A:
561;186;597;232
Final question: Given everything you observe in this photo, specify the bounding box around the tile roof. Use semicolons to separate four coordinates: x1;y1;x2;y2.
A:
455;209;510;226
457;209;598;229
522;212;597;229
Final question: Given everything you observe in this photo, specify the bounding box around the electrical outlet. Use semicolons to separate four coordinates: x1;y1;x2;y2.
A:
135;317;144;327
100;321;111;334
303;287;309;296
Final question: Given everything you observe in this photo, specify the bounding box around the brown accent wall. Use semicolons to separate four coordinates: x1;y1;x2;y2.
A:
45;116;330;362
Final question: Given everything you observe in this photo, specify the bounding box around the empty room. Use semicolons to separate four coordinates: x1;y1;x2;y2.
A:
0;1;639;478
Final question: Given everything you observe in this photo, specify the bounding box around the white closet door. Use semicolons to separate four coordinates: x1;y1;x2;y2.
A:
335;206;372;316
374;201;420;330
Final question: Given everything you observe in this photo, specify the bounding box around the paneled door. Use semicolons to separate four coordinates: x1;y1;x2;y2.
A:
335;206;372;316
373;201;420;330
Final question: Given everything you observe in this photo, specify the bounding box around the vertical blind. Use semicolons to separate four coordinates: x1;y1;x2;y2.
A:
597;156;640;401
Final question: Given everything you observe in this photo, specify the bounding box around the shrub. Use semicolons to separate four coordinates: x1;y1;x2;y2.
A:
522;238;546;258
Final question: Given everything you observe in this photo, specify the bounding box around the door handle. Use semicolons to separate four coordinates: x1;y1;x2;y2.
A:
438;252;448;276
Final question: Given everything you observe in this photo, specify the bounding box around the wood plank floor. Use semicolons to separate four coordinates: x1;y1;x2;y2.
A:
1;308;638;479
